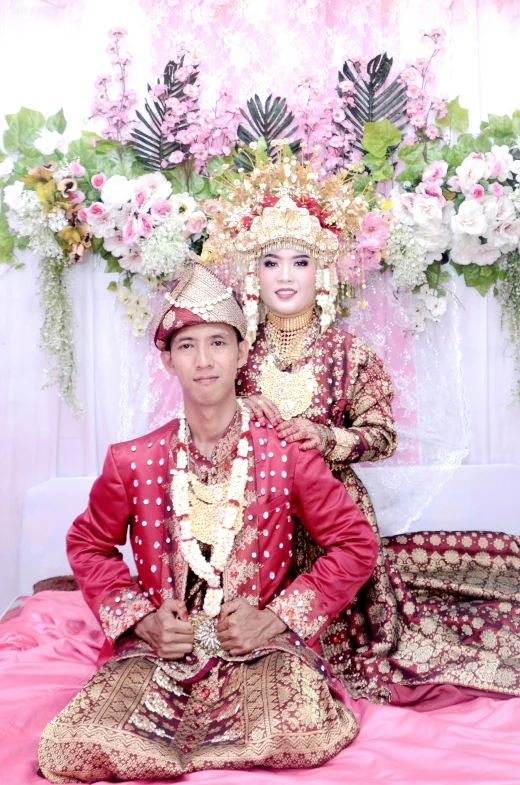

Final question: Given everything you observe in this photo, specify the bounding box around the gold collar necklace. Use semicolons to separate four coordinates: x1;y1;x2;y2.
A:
266;305;315;332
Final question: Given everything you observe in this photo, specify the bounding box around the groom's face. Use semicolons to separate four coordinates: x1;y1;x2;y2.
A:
161;322;248;407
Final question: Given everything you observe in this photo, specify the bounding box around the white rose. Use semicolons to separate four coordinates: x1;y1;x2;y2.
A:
451;200;488;236
484;194;516;225
0;157;14;180
441;201;456;225
34;129;67;155
485;144;514;182
415;224;451;258
411;194;443;227
101;175;135;206
450;234;501;266
456;155;488;194
3;180;25;210
138;172;172;201
390;192;415;226
485;218;520;249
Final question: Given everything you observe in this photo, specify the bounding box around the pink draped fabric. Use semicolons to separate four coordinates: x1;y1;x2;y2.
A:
1;591;520;784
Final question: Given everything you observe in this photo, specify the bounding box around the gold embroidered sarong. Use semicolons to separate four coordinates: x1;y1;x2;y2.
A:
39;650;357;782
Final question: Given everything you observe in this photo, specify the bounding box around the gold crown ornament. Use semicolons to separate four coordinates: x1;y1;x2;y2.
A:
200;152;370;343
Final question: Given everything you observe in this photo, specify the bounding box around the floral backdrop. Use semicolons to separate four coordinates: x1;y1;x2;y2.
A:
2;24;520;412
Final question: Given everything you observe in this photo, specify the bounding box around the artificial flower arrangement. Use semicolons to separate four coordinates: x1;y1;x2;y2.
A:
1;26;520;412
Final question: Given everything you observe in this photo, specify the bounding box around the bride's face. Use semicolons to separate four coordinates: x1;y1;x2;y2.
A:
258;248;317;317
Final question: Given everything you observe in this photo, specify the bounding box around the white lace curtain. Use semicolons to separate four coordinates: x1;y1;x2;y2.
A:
1;0;520;612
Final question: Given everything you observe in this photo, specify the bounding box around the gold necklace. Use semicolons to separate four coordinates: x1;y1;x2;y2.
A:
187;472;245;546
259;355;318;419
265;306;315;365
260;307;319;419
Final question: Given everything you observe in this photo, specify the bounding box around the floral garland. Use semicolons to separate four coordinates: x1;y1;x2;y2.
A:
173;400;250;618
2;26;520;406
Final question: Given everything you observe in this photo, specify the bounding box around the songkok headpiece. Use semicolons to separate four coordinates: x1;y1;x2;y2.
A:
200;153;370;343
154;263;247;350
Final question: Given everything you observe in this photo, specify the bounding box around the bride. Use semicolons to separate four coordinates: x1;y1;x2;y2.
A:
203;155;520;703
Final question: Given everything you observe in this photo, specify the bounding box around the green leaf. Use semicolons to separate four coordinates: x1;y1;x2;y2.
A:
487;113;513;141
352;174;371;197
425;260;451;297
0;211;14;263
165;168;189;193
361;152;385;170
91;237;105;256
4;107;45;153
190;177;212;200
107;281;118;292
361;119;402;158
46;108;67;134
512;110;520;136
372;162;394;182
104;256;124;274
436;97;469;133
451;260;500;296
15;235;31;250
395;167;424;186
66;138;100;175
398;144;425;166
188;172;206;195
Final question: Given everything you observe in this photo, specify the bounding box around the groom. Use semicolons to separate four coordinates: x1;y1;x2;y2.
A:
39;264;378;783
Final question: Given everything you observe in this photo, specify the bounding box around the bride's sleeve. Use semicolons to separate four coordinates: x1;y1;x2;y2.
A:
326;340;398;466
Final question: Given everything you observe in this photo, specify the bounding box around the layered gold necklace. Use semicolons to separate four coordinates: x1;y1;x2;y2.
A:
265;306;315;365
260;307;319;419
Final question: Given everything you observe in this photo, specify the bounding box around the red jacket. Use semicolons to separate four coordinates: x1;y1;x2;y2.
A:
67;419;378;653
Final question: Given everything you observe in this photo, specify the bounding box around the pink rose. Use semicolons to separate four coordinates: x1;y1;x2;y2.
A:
471;184;485;200
202;199;221;216
447;176;461;192
184;211;208;236
77;208;89;223
422;160;448;185
68;189;86;204
70;161;86;178
415;182;445;202
137;213;154;238
489;182;504;198
122;220;137;244
150;200;174;222
88;202;104;217
133;185;149;209
91;173;107;189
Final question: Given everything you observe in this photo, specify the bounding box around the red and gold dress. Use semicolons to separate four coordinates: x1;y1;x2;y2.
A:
38;414;377;782
237;316;520;702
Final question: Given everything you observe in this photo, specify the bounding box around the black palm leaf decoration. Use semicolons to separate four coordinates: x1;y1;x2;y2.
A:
130;58;198;171
337;53;407;150
234;95;301;171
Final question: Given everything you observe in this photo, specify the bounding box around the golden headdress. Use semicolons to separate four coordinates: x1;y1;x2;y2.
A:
154;263;247;350
200;153;370;343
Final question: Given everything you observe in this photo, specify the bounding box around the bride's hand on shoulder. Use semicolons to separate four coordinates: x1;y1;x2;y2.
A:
276;418;330;454
241;394;282;426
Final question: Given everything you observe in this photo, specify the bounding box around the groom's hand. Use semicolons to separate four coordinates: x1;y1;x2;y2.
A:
217;597;287;656
134;599;194;659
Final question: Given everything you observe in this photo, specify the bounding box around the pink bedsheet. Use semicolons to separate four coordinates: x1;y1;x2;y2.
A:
1;592;519;785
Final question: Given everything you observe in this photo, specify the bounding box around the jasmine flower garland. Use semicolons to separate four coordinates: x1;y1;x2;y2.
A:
173;400;251;619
